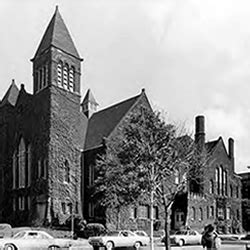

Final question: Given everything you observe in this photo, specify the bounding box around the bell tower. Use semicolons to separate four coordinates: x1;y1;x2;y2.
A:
31;6;83;95
29;7;86;225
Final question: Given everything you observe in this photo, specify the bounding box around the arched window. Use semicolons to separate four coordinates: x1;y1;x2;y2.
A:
223;170;227;195
215;167;220;195
174;169;180;184
63;63;69;89
191;207;196;220
35;71;39;93
199;208;203;221
69;66;75;92
39;68;43;90
210;206;214;217
57;61;63;87
27;144;31;186
230;185;233;197
220;165;223;195
43;66;47;87
18;138;26;188
12;150;17;189
209;180;214;194
64;160;70;183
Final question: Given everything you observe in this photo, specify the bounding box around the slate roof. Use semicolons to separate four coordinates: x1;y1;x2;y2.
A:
84;93;141;151
205;138;220;153
0;80;19;107
82;89;98;106
33;6;80;59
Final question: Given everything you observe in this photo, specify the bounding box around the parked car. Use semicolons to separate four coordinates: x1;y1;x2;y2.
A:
134;230;149;237
241;233;250;241
0;230;90;250
169;230;202;246
88;230;150;250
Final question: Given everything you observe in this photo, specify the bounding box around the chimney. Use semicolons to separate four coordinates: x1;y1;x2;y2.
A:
195;115;205;150
228;138;235;170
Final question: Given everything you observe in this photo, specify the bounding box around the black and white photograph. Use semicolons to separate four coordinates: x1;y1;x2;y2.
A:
0;1;250;250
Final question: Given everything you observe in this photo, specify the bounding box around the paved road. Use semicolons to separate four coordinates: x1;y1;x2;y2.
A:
140;242;249;250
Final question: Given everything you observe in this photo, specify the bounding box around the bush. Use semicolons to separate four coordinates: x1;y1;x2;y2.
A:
81;223;106;238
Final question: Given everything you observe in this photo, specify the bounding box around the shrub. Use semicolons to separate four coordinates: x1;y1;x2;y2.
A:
82;223;106;238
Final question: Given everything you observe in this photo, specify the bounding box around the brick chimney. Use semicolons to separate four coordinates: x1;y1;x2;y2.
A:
228;138;235;171
195;115;205;150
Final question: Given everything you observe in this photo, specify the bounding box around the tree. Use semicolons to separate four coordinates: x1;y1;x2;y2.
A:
93;107;207;250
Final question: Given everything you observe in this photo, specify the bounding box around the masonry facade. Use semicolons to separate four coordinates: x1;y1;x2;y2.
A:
239;171;250;232
0;8;86;226
0;8;156;228
171;116;242;233
0;8;243;234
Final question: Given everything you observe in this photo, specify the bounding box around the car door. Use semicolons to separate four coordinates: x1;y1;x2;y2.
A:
119;231;133;247
188;231;199;245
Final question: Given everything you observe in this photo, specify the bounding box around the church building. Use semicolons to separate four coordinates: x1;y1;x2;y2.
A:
0;7;151;227
0;7;243;235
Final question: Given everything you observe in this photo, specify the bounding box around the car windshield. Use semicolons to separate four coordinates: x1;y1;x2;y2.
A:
104;231;119;236
175;231;187;235
13;231;26;239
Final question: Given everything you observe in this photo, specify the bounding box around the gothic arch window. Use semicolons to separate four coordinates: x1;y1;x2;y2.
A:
35;71;39;93
43;66;47;87
230;184;233;197
27;144;31;186
223;170;227;196
199;208;203;221
174;169;180;184
64;160;70;183
69;66;75;92
220;165;223;195
209;180;214;194
215;167;220;195
12;150;17;189
18;138;26;188
191;207;196;220
63;63;69;89
57;60;63;87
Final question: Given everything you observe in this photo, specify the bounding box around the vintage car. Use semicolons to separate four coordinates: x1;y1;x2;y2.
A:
133;231;148;237
169;230;202;246
0;230;91;250
88;230;150;250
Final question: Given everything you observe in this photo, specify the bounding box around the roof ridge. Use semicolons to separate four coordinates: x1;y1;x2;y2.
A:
93;93;141;115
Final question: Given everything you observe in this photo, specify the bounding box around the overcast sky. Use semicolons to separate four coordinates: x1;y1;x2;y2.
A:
1;0;250;173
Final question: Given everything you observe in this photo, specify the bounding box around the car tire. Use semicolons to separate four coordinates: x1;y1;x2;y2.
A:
4;244;16;250
178;239;184;247
106;241;114;250
48;245;60;250
134;241;141;249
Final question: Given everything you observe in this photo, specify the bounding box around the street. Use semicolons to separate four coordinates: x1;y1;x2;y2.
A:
139;242;249;250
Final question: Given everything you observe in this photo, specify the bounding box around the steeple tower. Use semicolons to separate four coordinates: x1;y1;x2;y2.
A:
31;6;83;95
81;89;99;118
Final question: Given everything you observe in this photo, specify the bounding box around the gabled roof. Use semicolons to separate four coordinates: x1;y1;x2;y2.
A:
32;6;81;60
82;89;98;106
0;80;19;107
84;93;141;151
205;138;220;153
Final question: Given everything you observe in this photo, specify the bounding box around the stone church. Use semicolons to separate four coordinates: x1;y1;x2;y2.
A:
0;7;242;234
0;7;151;227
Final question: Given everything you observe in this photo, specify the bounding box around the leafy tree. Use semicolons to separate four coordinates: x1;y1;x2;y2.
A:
93;107;207;250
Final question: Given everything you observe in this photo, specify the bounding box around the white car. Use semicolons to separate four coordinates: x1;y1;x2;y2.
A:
170;230;202;246
88;230;150;250
0;230;91;250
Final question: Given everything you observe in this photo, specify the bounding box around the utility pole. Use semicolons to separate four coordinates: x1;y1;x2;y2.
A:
70;202;74;239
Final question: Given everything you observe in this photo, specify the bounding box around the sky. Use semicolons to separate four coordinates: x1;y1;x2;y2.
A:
0;0;250;173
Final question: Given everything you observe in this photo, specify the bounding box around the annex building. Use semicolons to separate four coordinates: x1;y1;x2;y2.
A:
0;7;243;234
